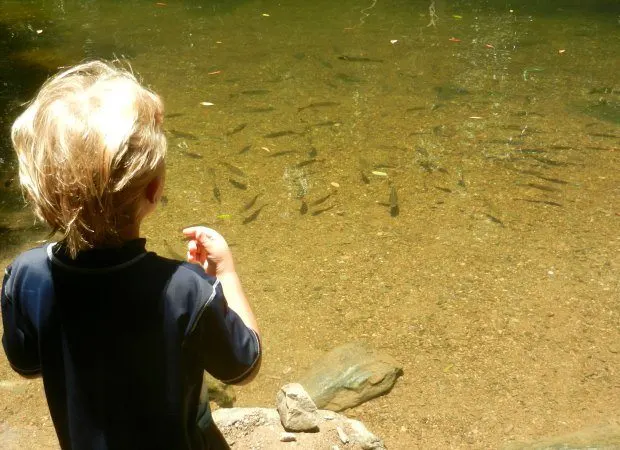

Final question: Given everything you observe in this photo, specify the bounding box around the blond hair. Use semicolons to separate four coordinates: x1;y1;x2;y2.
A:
11;60;166;258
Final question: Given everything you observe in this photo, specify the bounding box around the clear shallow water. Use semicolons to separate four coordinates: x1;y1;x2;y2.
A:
0;1;619;448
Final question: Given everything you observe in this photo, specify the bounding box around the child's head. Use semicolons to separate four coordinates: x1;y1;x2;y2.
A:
11;60;167;257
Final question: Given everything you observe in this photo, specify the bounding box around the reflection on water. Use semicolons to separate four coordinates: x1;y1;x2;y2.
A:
0;0;618;448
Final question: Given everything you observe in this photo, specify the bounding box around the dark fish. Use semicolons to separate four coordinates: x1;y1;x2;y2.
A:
246;106;276;113
516;198;563;207
226;123;247;136
242;204;267;224
299;199;308;215
308;147;318;158
298;101;340;112
165;113;184;118
267;150;296;157
240;193;261;212
264;130;299;138
311;205;335;216
213;185;221;203
588;132;618;138
3;178;14;188
519;170;569;185
517;148;546;154
229;179;248;190
336;73;364;83
311;192;333;206
389;185;399;217
487;139;525;146
296;159;322;168
239;145;251;154
360;171;370;184
484;214;504;226
160;195;169;206
338;55;383;62
312;120;341;128
220;162;246;177
549;145;572;150
519;182;560;193
434;186;452;193
241;89;270;95
168;129;198;140
180;150;204;159
406;106;427;112
532;156;570;166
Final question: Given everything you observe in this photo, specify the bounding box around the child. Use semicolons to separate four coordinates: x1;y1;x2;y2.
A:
1;60;261;449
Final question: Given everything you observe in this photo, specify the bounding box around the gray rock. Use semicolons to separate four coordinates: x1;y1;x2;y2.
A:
298;342;403;411
276;383;320;432
502;423;620;449
280;432;297;442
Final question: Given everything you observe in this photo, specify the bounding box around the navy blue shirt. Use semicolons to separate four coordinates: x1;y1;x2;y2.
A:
1;239;260;449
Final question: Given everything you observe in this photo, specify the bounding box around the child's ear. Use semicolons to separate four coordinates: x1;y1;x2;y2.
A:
145;176;162;204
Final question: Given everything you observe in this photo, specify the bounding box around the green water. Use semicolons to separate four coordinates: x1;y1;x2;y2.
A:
0;1;619;448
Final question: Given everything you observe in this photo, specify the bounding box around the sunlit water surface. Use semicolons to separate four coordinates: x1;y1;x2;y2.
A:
0;0;618;448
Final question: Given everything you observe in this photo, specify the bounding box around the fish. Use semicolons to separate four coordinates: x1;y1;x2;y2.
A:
229;179;248;190
168;129;198;140
299;199;308;215
532;156;570;167
180;150;204;159
588;132;618;138
296;159;322;168
240;193;261;212
267;150;296;157
516;198;563;207
164;113;184;118
242;204;267;224
311;205;335;216
519;182;560;193
246;106;276;113
160;195;169;206
389;185;399;217
241;89;270;95
338;55;384;63
311;192;333;206
213;185;221;203
484;214;504;226
434;186;452;193
239;145;251;154
220;162;246;177
226;123;247;136
360;171;370;184
518;169;569;184
263;130;299;138
298;101;340;112
308;147;318;158
311;120;341;128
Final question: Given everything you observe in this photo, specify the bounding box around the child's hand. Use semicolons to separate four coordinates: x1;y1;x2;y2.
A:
182;226;235;277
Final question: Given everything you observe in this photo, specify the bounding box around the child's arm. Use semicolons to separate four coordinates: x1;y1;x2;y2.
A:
183;226;261;383
1;266;42;378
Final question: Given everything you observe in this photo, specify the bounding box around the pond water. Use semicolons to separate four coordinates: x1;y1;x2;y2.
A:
0;0;618;448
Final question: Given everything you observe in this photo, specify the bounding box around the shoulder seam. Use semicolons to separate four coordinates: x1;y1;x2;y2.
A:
186;278;221;336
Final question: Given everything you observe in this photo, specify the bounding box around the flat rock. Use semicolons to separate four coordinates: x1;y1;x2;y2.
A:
213;407;385;449
297;342;403;411
502;423;620;449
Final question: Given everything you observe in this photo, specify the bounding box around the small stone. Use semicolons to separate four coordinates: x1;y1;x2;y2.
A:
276;383;319;432
331;446;340;450
280;432;296;442
349;419;385;450
337;426;349;443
